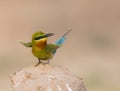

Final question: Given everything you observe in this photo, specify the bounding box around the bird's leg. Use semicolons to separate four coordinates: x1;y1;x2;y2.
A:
35;58;41;66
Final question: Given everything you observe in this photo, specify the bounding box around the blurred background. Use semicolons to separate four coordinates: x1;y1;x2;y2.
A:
0;0;120;91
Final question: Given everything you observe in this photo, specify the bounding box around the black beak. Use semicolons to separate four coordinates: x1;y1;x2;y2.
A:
35;33;54;40
44;33;54;37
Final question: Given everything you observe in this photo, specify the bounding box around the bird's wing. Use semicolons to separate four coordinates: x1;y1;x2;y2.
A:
20;41;32;47
46;44;60;53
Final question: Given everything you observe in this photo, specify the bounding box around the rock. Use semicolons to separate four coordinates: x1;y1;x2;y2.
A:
10;64;86;91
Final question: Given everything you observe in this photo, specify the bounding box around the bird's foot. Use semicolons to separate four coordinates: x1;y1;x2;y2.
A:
35;59;50;67
35;59;41;67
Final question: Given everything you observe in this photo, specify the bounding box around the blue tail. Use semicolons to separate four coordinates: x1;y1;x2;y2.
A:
53;29;72;54
55;29;72;45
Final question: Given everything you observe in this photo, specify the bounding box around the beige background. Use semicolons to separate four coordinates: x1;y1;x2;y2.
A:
0;0;120;91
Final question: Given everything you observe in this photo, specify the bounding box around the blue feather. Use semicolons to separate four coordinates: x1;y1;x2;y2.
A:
53;29;72;54
55;36;66;45
55;29;72;45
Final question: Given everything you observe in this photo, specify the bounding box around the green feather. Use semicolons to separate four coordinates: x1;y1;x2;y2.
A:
20;41;32;47
46;44;60;53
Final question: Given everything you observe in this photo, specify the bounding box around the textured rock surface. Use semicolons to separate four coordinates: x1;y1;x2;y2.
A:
10;64;86;91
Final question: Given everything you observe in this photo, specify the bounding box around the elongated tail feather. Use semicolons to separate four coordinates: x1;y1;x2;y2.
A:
55;29;72;45
53;29;72;54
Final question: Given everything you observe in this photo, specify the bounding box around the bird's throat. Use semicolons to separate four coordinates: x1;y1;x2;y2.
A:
35;39;47;50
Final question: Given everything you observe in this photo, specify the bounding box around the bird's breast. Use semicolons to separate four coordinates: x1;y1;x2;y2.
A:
32;46;53;60
35;40;47;49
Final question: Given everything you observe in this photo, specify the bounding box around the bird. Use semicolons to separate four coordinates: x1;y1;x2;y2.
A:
20;30;72;66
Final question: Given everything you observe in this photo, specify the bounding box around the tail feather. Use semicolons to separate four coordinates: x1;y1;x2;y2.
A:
53;29;72;55
55;29;72;45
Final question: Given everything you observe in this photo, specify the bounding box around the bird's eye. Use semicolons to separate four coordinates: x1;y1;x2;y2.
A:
34;36;45;40
34;33;54;40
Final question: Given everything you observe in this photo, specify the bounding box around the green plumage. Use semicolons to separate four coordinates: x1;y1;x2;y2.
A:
20;30;71;66
20;31;60;66
32;44;60;60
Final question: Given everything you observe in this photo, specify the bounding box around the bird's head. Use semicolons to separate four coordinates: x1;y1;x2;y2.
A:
32;31;54;44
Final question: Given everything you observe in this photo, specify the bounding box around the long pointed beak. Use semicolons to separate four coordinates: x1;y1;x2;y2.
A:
45;33;54;37
35;33;54;40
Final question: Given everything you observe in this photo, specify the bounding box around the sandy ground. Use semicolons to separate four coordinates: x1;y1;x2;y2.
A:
0;0;120;91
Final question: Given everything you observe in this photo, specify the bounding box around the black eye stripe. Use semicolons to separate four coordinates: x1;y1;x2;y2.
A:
34;33;54;40
34;36;45;40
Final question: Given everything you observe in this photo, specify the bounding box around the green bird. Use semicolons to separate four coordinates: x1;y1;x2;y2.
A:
20;30;71;66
